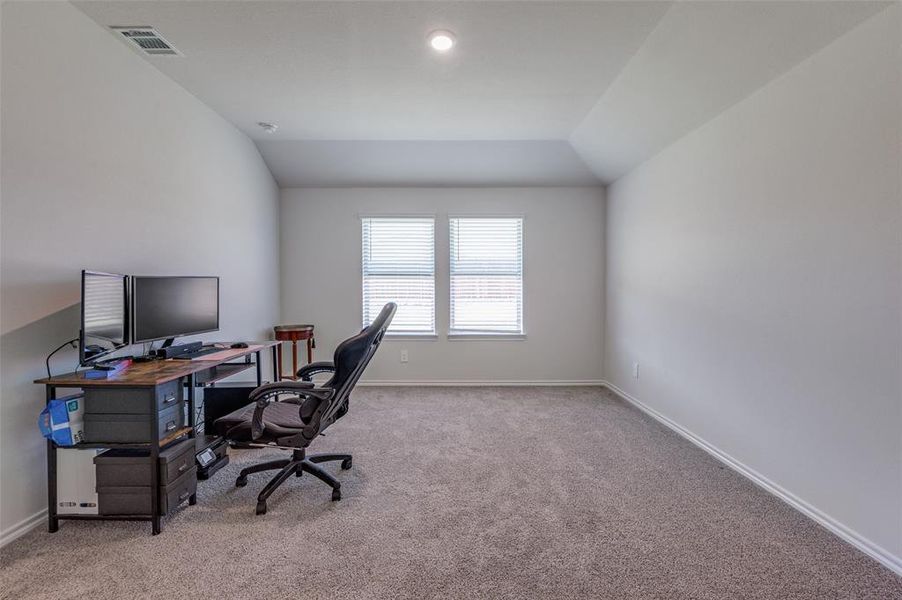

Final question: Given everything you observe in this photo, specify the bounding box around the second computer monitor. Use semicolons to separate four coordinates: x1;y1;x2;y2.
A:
80;270;129;365
132;276;219;343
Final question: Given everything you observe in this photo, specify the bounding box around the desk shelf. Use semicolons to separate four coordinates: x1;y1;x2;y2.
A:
57;427;193;450
57;514;154;522
193;363;253;386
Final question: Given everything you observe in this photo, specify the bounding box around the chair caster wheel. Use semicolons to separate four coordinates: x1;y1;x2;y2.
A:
340;458;352;470
331;489;341;502
236;476;247;488
255;502;267;515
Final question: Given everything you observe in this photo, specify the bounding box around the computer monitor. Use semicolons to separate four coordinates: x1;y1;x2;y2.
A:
79;270;129;365
131;276;220;344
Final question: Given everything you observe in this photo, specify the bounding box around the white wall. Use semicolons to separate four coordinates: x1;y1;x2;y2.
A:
0;2;280;540
604;5;902;565
280;187;605;383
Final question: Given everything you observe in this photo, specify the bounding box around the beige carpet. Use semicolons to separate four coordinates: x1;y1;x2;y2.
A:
2;387;900;599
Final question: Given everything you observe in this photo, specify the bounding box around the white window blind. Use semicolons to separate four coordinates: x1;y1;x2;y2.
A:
450;217;523;335
362;217;435;334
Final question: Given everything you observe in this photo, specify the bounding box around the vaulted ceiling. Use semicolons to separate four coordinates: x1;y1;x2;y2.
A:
75;1;889;187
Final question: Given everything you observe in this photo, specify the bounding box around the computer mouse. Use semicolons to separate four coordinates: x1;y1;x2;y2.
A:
230;342;249;349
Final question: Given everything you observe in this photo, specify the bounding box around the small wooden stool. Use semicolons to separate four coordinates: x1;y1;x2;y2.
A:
273;324;315;380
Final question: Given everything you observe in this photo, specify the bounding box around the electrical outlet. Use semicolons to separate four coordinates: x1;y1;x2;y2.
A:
633;362;640;379
400;349;409;363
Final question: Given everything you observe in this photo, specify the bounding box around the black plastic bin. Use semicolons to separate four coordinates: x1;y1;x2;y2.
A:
96;467;197;516
93;438;195;487
83;402;184;443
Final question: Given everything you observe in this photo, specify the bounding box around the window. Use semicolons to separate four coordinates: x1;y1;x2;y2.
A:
450;217;523;335
362;217;435;335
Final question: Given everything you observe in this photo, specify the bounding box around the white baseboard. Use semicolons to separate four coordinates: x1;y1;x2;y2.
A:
1;509;47;548
359;379;606;387
601;380;902;577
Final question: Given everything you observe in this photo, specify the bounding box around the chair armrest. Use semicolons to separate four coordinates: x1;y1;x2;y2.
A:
296;361;335;381
249;382;332;440
249;380;315;401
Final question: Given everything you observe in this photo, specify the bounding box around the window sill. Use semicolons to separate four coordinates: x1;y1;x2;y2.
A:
384;333;438;341
447;333;527;341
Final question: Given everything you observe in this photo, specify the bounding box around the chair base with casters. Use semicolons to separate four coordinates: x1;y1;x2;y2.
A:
214;302;396;515
235;448;352;514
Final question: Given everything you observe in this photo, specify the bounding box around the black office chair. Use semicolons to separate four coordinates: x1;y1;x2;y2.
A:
214;302;396;514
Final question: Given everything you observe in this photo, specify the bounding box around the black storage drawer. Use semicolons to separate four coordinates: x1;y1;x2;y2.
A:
161;467;198;514
83;402;184;443
160;441;195;483
94;439;195;487
97;486;152;516
84;381;182;414
157;403;185;438
97;467;197;516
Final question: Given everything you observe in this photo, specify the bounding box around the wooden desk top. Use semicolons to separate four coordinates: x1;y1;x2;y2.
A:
35;341;280;387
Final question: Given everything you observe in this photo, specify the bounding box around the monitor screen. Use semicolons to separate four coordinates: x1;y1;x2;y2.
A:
132;276;219;343
81;271;128;344
80;271;128;365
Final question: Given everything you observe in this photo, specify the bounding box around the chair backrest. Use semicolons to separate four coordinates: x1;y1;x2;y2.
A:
318;302;396;426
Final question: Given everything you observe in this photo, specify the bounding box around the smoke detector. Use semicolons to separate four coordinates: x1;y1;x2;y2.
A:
110;27;181;56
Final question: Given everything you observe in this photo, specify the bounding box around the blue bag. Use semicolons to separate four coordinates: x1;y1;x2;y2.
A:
38;397;84;446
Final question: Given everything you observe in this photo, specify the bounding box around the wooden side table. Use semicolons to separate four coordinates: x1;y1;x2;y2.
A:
273;324;315;380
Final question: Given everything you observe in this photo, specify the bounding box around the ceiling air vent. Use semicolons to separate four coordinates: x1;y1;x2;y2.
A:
110;27;181;56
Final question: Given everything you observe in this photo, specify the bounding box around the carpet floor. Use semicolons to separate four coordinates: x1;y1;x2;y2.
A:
2;387;900;599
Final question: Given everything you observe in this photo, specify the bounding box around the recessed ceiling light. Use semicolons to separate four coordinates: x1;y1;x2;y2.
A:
428;30;456;53
257;121;278;134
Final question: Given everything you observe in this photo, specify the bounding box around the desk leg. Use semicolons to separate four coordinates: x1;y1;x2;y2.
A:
187;374;197;506
46;386;59;533
150;388;161;535
255;351;263;386
272;345;280;382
